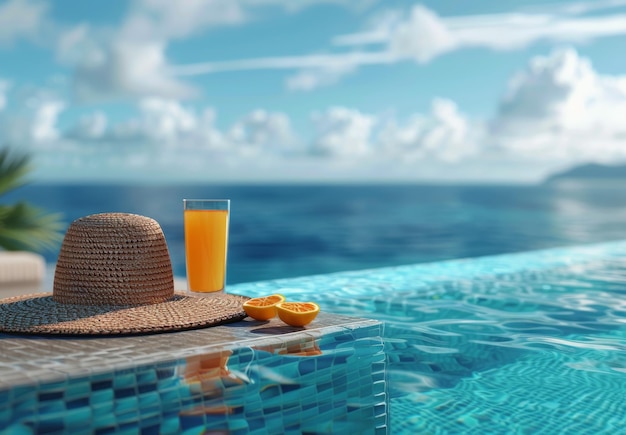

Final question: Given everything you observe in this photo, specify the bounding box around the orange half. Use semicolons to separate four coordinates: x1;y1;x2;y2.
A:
242;294;286;321
276;302;320;327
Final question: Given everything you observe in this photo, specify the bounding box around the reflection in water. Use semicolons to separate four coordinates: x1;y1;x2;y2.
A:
550;182;626;244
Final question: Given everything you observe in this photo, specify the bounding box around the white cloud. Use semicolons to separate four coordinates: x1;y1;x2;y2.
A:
171;51;396;76
334;4;626;62
58;0;385;99
388;5;456;63
526;0;626;15
229;109;297;156
171;2;626;92
57;99;298;165
243;0;375;13
137;97;198;142
332;9;402;46
61;0;247;102
130;0;245;39
38;98;302;179
56;24;91;64
311;107;376;157
0;80;9;111
0;0;47;46
449;13;626;50
72;38;197;102
490;48;626;163
30;99;65;143
66;111;108;140
378;98;476;162
1;95;66;147
113;101;299;160
92;98;225;166
286;63;356;91
58;102;302;178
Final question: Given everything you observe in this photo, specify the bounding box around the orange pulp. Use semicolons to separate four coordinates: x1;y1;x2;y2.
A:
276;302;320;326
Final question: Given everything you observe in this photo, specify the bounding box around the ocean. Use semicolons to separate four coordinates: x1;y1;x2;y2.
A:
5;181;626;284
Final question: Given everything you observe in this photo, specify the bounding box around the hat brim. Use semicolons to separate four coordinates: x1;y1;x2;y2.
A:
0;292;250;336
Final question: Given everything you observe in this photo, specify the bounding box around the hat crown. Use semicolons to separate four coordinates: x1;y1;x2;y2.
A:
53;213;174;306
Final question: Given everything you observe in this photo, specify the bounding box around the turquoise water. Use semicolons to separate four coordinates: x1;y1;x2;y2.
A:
232;241;626;433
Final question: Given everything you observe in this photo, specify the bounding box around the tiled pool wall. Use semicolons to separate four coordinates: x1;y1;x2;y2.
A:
1;318;387;434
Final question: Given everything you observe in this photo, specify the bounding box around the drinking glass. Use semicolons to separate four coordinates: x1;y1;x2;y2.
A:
183;199;230;293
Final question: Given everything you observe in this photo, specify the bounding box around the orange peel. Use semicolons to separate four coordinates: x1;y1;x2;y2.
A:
276;301;320;327
242;294;286;321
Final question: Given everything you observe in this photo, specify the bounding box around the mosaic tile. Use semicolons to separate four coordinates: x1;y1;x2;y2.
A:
1;313;387;433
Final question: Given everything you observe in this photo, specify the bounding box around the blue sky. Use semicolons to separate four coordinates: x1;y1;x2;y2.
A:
1;0;626;183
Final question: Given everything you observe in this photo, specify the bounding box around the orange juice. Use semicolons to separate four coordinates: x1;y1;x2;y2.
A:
184;209;229;292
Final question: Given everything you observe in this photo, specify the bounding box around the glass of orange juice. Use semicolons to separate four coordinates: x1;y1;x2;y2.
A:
183;199;230;293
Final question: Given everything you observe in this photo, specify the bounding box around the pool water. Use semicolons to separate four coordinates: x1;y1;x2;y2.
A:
233;241;626;433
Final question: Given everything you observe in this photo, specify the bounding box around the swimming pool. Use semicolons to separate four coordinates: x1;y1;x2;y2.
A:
232;240;626;433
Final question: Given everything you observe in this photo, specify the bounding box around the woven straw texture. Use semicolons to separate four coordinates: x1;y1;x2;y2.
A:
0;213;248;336
53;213;175;305
0;292;249;335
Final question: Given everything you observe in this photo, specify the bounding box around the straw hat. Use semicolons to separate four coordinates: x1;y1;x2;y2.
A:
0;213;248;336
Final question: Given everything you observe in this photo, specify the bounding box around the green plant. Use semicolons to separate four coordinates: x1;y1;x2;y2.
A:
0;148;64;252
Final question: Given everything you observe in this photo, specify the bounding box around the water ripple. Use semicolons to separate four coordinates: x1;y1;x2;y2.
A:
234;241;626;433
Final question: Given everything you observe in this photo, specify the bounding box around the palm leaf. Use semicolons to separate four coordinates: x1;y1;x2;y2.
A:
0;147;65;253
0;148;32;196
0;202;64;252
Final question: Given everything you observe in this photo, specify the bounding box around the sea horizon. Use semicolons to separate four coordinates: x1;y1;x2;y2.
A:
6;181;626;285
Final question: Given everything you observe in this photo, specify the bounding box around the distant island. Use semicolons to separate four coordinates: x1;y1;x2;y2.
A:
545;163;626;183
